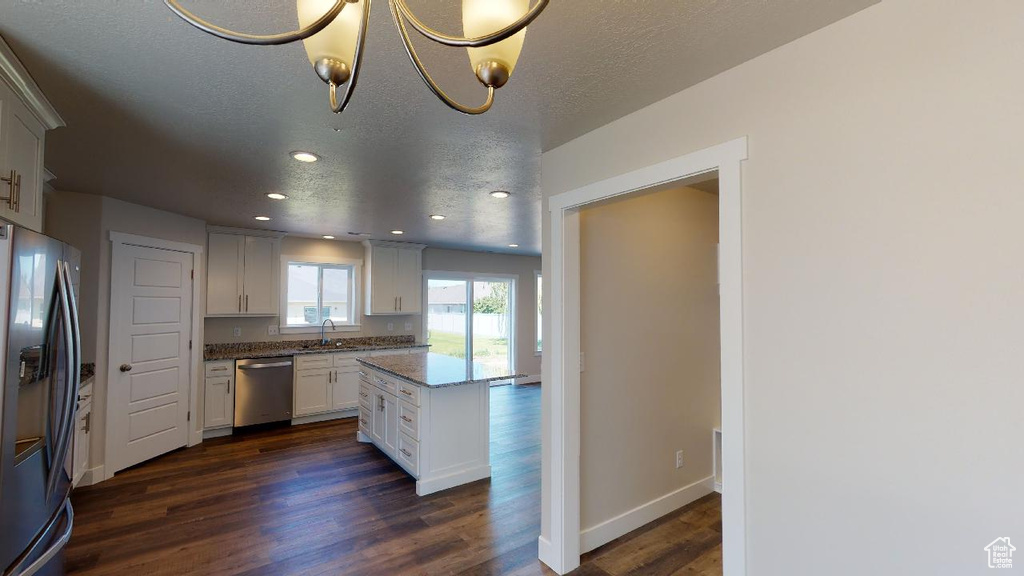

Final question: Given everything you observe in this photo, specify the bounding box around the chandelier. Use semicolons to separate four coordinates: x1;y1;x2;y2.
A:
164;0;549;115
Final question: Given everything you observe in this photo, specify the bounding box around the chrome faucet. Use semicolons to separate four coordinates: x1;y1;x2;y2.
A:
320;318;336;345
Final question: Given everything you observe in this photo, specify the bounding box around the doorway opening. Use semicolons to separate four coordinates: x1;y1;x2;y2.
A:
542;138;747;575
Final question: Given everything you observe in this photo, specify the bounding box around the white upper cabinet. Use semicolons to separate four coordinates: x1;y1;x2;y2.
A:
206;228;282;316
0;36;65;233
364;240;425;315
242;236;276;314
207;233;244;314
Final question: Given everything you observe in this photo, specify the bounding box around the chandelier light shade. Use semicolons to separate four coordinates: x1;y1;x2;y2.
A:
163;0;549;115
464;0;529;87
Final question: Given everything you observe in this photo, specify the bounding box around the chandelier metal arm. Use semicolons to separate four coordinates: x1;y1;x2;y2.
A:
392;0;549;48
163;0;348;46
389;0;495;115
329;0;372;113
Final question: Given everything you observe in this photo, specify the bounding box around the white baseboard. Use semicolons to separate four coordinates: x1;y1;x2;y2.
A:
416;465;491;496
77;465;106;487
515;374;542;385
203;427;233;439
356;430;372;443
291;408;357;426
579;475;715;554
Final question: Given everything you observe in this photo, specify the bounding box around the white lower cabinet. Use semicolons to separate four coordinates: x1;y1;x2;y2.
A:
204;360;235;430
356;365;491;496
72;397;92;487
294;368;332;417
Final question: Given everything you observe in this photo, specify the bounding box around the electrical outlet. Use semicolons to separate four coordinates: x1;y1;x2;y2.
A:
387;322;394;332
404;322;413;331
232;327;241;337
675;450;684;469
267;325;279;336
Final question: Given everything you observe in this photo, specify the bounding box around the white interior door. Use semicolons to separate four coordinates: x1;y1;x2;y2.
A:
109;243;193;474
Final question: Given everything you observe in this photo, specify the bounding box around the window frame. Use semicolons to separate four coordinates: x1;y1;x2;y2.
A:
279;255;362;333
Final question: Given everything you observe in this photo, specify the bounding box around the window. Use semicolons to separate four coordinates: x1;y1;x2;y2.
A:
535;271;542;353
281;259;360;331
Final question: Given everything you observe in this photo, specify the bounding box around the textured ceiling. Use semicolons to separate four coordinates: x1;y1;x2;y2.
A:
0;0;876;254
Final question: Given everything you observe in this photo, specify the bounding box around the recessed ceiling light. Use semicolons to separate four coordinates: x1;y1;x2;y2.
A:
266;193;288;200
291;151;319;163
322;235;335;240
254;216;271;221
390;230;404;235
489;190;510;199
429;214;446;221
508;243;519;248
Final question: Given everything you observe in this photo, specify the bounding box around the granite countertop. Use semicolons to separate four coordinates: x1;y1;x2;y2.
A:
357;352;525;388
204;335;427;361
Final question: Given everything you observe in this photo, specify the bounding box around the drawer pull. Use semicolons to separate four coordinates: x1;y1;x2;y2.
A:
400;388;413;396
400;448;412;458
401;415;412;423
359;391;368;398
358;371;367;377
211;367;227;372
360;418;367;426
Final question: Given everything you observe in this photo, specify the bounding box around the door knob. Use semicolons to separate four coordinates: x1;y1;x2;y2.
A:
120;364;133;372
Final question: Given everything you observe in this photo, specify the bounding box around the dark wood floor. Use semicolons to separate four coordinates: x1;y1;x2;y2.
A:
66;384;720;575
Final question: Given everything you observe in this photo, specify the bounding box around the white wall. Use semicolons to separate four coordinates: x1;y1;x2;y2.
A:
422;247;542;381
579;185;720;533
47;192;207;477
204;236;422;343
541;1;1024;573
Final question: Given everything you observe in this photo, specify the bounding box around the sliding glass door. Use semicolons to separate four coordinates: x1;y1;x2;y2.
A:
472;280;513;378
424;275;515;381
426;278;470;362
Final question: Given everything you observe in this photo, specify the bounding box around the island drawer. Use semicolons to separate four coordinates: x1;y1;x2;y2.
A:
205;361;233;377
358;382;373;411
371;372;397;395
398;400;419;440
358;407;371;435
295;354;332;370
358;367;372;384
396;380;420;406
397;432;420;476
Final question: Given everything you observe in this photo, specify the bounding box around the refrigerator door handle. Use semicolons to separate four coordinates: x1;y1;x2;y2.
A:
3;499;74;576
62;259;82;456
45;261;76;500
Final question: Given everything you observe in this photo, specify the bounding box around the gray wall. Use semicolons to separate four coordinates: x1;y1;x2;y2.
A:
540;1;1024;572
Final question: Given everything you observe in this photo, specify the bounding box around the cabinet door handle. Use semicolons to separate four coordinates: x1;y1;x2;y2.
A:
238;294;242;312
245;294;249;311
399;296;402;310
227;380;231;394
401;415;412;423
0;170;17;211
328;370;332;383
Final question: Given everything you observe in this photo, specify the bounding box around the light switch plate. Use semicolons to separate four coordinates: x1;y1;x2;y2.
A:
387;322;394;332
267;325;279;336
404;322;413;331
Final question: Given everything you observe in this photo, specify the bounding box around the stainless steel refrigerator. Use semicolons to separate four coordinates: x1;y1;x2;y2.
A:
0;224;81;576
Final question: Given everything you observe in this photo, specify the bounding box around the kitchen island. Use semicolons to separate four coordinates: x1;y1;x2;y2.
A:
355;352;522;495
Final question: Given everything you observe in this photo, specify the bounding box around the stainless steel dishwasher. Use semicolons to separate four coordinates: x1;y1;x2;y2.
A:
234;357;294;426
